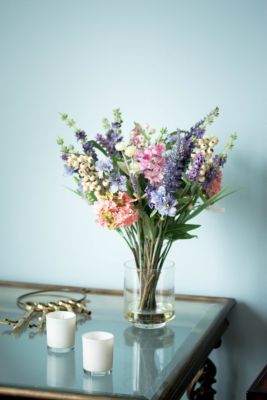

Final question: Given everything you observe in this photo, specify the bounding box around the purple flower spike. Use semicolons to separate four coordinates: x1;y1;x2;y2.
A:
188;152;205;181
193;128;204;138
163;135;193;192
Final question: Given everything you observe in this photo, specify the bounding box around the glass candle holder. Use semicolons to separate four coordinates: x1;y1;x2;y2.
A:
46;311;76;352
82;331;114;375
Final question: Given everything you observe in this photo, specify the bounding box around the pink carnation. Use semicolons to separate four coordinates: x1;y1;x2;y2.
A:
135;143;165;185
95;192;139;229
206;169;222;198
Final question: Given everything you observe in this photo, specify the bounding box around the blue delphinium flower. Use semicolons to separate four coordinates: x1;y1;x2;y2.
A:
146;185;177;217
83;140;98;160
64;164;74;176
163;134;193;192
96;110;124;157
213;154;226;167
95;158;113;178
163;146;183;192
111;122;121;129
109;173;127;193
75;130;87;142
96;129;123;157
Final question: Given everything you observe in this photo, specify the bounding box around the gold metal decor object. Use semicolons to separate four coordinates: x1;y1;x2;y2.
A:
0;288;91;334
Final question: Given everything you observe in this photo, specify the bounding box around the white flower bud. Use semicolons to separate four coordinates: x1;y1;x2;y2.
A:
210;136;218;145
72;161;79;169
149;128;156;134
125;145;137;158
83;183;90;192
129;161;141;174
89;182;96;191
115;141;127;151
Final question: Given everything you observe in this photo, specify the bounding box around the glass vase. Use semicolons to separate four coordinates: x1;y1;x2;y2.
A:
123;260;175;329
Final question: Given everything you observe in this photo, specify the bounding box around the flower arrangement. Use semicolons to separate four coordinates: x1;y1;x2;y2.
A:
57;108;236;321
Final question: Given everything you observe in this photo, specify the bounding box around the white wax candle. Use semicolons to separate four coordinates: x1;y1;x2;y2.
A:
46;311;76;351
82;331;114;374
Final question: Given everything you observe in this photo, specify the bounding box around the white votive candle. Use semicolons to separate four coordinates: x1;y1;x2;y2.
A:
46;311;76;351
82;331;114;374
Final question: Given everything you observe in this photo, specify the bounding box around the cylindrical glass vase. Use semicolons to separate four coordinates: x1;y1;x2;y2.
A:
124;260;175;329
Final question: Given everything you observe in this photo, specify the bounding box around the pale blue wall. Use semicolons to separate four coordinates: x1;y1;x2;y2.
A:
0;1;266;399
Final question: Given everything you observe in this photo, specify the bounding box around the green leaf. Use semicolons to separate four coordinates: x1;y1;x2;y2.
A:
176;210;187;224
90;140;108;157
60;112;68;120
63;185;82;198
166;223;201;234
56;137;64;145
126;180;134;197
117;161;129;175
140;212;155;240
184;188;236;222
165;231;197;241
67;119;76;127
85;191;97;204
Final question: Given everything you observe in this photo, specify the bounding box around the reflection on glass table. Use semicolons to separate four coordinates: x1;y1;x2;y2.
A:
0;282;235;400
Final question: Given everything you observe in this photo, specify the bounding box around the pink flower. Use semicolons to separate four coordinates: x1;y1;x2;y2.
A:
95;192;139;229
130;124;145;148
206;169;222;198
135;143;165;185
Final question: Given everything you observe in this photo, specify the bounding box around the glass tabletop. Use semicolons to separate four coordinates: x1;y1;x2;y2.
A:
0;285;231;399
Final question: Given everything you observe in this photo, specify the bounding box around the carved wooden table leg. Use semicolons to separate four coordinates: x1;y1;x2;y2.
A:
187;358;217;400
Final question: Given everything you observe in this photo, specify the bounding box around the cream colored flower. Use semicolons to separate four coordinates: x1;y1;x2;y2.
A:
125;145;137;158
115;141;127;151
129;161;141;174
